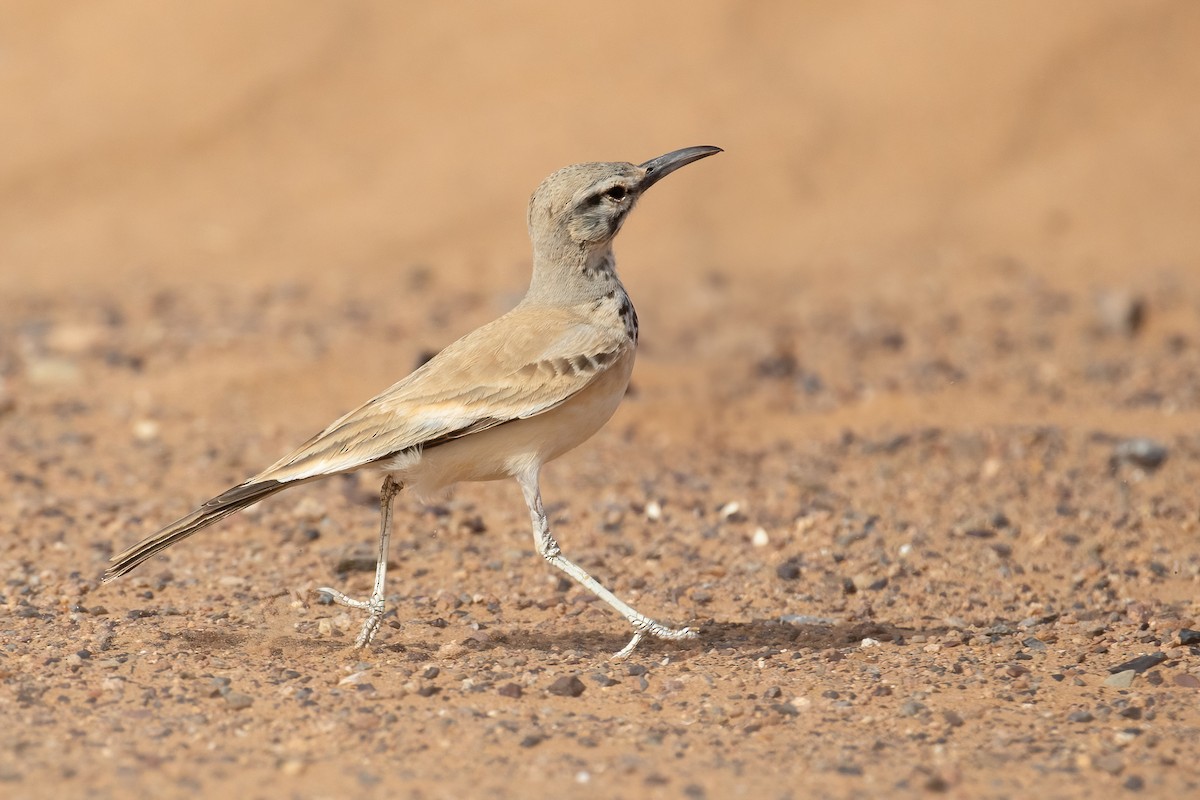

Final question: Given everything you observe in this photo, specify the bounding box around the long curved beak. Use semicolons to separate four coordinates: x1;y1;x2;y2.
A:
637;145;723;192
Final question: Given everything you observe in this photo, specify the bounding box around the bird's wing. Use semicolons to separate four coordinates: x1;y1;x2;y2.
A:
253;304;630;483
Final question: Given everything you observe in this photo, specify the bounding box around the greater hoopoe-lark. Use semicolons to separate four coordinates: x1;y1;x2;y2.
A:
106;145;722;658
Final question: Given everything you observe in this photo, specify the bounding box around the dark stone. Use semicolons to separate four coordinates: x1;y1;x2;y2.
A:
775;560;802;581
1108;652;1166;674
497;683;522;699
1110;438;1168;472
964;528;996;539
547;675;586;697
1179;629;1200;646
924;775;950;792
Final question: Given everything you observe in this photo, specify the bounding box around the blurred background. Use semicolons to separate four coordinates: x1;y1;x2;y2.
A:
4;0;1198;290
2;0;1199;443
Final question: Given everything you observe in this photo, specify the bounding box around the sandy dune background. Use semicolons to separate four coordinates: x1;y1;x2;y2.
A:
3;2;1200;798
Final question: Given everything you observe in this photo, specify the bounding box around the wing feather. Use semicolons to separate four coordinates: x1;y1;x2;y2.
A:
254;304;629;483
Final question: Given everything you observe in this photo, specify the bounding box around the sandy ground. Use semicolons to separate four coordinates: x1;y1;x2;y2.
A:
3;2;1200;798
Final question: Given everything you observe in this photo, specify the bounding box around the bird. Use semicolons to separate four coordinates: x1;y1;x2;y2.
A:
105;145;722;659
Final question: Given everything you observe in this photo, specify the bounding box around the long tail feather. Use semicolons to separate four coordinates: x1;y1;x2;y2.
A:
104;480;289;580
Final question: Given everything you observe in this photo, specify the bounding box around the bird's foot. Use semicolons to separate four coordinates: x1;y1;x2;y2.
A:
318;586;386;649
612;619;698;661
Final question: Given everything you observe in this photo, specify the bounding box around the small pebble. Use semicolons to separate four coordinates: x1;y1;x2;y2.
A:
132;419;160;442
1093;289;1145;337
547;675;586;697
1103;670;1136;689
25;357;82;386
776;560;801;581
1172;674;1200;689
224;692;254;710
719;501;743;521
338;671;371;686
1110;438;1168;472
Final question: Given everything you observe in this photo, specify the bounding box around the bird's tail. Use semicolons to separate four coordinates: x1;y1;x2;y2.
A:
104;479;289;581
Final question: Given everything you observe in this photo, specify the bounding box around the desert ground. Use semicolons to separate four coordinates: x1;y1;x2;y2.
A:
3;2;1200;798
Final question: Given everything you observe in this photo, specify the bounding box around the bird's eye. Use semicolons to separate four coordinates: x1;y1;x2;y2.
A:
604;186;627;201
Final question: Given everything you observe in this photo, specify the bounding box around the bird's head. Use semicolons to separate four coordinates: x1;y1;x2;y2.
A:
528;146;722;253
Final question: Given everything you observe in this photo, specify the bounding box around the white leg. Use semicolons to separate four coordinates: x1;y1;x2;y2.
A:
318;475;401;648
517;468;696;659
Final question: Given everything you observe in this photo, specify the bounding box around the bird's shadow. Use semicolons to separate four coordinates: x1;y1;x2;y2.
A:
362;617;937;662
161;618;940;662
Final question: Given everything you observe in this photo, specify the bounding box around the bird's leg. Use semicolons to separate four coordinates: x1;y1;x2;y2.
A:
517;469;696;660
318;475;402;648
